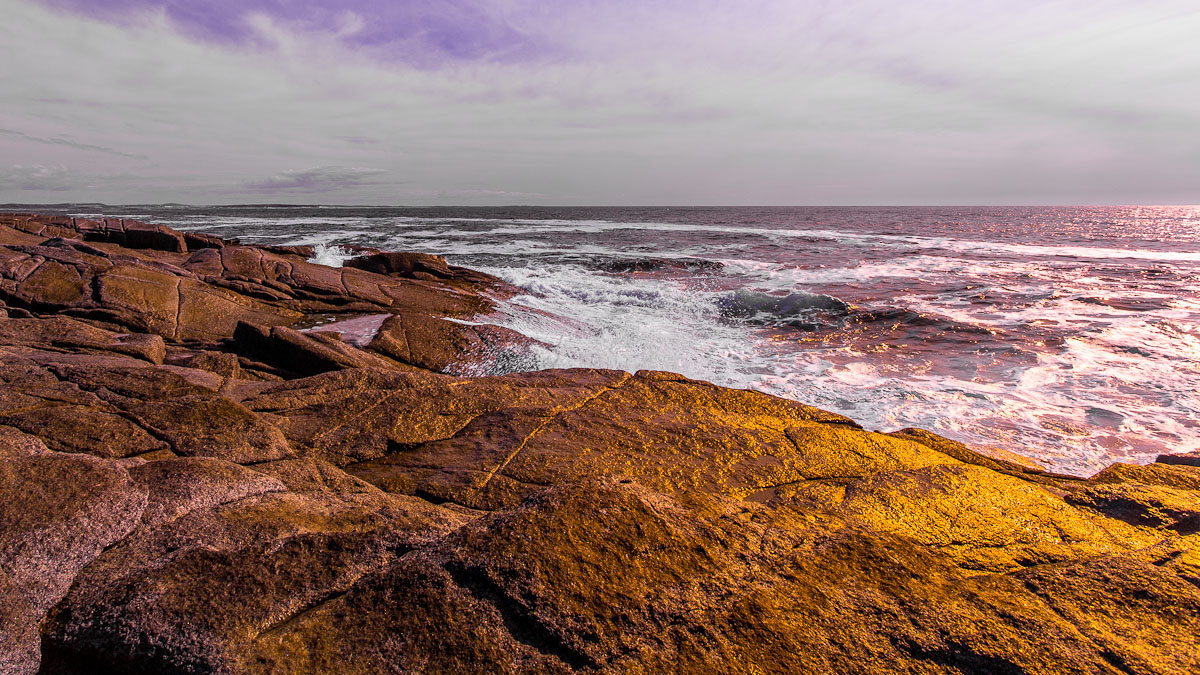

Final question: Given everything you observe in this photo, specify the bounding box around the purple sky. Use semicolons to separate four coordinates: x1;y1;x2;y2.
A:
2;0;1199;204
38;0;553;65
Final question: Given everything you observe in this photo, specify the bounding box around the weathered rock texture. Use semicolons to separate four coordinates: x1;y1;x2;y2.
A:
1;213;1198;674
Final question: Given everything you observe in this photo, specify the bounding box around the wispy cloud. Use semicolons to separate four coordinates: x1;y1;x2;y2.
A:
243;166;389;194
0;128;147;159
35;0;557;67
4;0;1200;204
0;164;76;191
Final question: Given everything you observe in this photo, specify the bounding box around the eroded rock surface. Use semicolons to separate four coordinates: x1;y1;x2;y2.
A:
0;213;1197;674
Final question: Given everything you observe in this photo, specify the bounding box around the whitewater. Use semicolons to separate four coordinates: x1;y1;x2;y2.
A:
54;205;1200;475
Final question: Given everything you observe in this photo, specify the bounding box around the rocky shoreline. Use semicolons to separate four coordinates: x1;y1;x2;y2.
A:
1;213;1197;674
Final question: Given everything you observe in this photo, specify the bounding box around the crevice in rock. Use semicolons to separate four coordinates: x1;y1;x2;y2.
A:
309;389;406;444
171;277;183;341
443;561;598;670
394;316;411;361
335;269;351;297
439;410;492;441
1094;649;1140;675
1017;578;1140;675
1149;547;1185;567
413;488;451;505
891;637;1031;675
112;409;179;453
254;588;352;639
385;438;425;453
475;373;631;495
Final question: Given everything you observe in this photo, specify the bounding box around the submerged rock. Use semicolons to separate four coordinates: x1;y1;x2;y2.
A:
717;288;851;330
0;212;1197;674
596;256;724;274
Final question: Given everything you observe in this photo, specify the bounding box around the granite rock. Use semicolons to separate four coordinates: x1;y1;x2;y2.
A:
0;213;1195;674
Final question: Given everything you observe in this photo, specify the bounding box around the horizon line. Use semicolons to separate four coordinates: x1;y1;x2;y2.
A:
3;202;1200;210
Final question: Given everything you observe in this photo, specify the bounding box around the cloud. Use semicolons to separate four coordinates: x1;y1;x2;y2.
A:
0;128;147;159
426;188;549;202
35;0;556;67
243;166;389;194
5;0;1200;204
0;164;76;191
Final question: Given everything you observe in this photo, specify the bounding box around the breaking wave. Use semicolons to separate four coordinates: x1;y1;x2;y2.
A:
78;204;1200;475
307;243;356;268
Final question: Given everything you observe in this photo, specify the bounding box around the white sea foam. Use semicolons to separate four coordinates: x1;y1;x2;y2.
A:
476;264;760;383
307;243;356;268
470;250;1200;474
139;208;1200;475
376;217;1200;262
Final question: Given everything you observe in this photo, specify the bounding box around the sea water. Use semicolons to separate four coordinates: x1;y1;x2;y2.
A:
55;205;1200;474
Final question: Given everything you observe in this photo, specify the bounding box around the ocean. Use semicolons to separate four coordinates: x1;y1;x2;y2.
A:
39;204;1200;475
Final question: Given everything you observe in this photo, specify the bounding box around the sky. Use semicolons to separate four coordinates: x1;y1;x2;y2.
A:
1;0;1198;205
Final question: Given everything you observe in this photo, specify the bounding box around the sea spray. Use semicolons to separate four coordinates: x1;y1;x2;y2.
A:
77;204;1200;474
